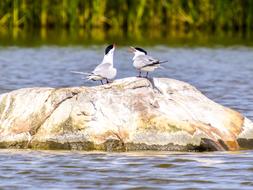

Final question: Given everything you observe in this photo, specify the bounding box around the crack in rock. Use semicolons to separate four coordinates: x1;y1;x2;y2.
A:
28;91;80;143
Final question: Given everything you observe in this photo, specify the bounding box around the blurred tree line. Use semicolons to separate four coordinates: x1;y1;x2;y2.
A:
0;0;252;33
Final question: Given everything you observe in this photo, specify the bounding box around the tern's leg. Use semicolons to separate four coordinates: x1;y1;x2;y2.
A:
100;80;104;85
137;71;142;77
145;72;149;78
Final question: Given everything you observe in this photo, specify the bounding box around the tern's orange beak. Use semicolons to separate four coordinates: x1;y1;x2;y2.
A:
113;43;116;48
128;46;136;53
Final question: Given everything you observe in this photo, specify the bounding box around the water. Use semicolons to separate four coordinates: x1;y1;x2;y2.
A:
1;28;253;47
0;46;252;118
0;46;253;189
0;150;253;189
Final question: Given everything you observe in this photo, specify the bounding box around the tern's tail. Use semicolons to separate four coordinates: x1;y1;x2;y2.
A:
70;70;94;81
86;75;94;81
159;60;168;64
70;71;91;75
86;73;103;81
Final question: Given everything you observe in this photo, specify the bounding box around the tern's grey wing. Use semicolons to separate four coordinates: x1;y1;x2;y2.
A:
144;55;159;63
92;62;116;79
93;62;111;74
134;55;159;69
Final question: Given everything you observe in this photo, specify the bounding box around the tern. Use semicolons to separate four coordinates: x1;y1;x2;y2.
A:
129;47;168;78
71;44;117;85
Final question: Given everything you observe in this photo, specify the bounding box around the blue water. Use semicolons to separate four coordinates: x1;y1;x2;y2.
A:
0;150;253;189
0;46;253;189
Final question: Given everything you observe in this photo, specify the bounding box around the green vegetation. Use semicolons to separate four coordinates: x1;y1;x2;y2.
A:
0;0;253;32
0;0;252;46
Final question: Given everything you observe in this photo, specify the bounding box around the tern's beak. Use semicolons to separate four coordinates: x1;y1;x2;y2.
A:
128;46;136;53
113;43;116;49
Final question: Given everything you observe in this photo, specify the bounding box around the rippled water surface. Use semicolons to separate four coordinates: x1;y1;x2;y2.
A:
1;150;253;189
0;46;253;189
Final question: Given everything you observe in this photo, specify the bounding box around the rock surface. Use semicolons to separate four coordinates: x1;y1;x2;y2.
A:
0;77;253;151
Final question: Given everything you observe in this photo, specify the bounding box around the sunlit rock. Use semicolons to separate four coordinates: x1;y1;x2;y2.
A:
0;77;252;151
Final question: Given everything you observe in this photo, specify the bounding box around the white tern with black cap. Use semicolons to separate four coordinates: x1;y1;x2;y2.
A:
71;44;117;84
129;46;168;78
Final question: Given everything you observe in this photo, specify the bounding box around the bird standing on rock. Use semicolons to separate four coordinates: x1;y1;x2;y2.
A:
129;47;168;78
71;44;117;84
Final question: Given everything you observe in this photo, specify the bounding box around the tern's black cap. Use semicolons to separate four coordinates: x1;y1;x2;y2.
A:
135;47;147;55
105;44;114;55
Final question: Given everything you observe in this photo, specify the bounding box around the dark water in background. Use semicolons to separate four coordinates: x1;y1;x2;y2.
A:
0;46;253;189
1;28;253;47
